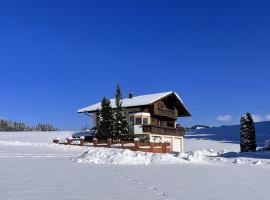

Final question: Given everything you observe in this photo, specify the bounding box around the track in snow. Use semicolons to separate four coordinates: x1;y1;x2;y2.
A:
103;166;172;200
0;153;77;158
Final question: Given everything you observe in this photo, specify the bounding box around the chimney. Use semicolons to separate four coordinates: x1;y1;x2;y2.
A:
128;90;133;99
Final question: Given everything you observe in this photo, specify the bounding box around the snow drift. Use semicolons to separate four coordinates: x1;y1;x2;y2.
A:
74;147;205;165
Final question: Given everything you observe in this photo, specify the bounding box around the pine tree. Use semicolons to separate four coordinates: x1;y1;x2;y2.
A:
91;109;100;136
95;97;114;140
113;84;132;141
0;119;58;131
240;113;257;152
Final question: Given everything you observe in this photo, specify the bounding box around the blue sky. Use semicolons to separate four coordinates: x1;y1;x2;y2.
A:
0;0;270;130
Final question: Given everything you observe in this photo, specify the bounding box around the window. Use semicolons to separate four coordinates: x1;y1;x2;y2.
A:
130;116;134;125
135;117;142;125
143;117;149;125
167;121;174;127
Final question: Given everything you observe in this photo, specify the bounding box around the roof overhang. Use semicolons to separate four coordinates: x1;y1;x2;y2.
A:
77;91;191;117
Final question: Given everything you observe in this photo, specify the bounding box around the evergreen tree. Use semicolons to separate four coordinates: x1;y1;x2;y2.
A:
240;113;257;152
91;109;100;136
95;97;114;140
0;119;58;132
113;84;132;141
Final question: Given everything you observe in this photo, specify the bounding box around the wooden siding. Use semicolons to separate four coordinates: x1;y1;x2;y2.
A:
153;107;177;119
142;125;185;137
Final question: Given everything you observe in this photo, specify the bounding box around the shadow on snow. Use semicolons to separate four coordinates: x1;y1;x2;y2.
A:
220;151;270;160
185;121;270;146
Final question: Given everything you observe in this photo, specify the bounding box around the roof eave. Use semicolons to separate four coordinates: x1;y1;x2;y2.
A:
77;91;192;116
77;105;149;114
149;91;192;117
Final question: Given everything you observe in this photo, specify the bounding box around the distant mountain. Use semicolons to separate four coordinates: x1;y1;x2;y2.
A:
185;121;270;146
185;124;213;131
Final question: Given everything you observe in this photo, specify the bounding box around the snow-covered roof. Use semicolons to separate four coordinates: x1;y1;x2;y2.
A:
78;91;191;116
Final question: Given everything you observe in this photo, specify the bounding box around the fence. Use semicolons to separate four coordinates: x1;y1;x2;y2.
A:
53;138;171;153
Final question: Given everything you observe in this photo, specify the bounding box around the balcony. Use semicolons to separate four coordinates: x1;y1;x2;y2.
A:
142;125;185;137
153;108;177;119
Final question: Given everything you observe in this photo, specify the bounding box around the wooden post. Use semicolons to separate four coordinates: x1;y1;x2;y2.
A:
67;137;72;145
150;142;154;152
121;141;125;148
53;138;59;144
80;136;85;146
134;138;139;151
93;138;98;147
107;138;112;148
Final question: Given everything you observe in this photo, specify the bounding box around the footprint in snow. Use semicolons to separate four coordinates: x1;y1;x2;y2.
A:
148;187;157;191
107;167;171;200
157;192;169;197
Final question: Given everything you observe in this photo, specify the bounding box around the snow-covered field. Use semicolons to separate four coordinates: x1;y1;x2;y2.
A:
1;124;270;200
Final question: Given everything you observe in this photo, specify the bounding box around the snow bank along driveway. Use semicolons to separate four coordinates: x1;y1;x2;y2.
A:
0;131;270;200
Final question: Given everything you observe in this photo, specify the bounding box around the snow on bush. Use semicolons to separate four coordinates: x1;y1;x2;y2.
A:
74;148;206;165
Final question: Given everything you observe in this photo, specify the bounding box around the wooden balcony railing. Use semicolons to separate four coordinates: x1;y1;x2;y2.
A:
153;108;177;119
142;125;185;137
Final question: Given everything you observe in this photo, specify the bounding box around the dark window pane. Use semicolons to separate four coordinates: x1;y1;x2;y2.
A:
143;118;149;125
135;117;142;125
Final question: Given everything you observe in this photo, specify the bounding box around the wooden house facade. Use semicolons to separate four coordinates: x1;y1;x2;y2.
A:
78;91;191;152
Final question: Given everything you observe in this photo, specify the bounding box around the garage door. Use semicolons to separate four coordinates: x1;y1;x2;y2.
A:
173;137;181;152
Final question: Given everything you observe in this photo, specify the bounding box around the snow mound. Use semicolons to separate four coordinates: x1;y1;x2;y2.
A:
233;158;243;164
74;148;206;165
187;150;204;161
254;160;263;165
